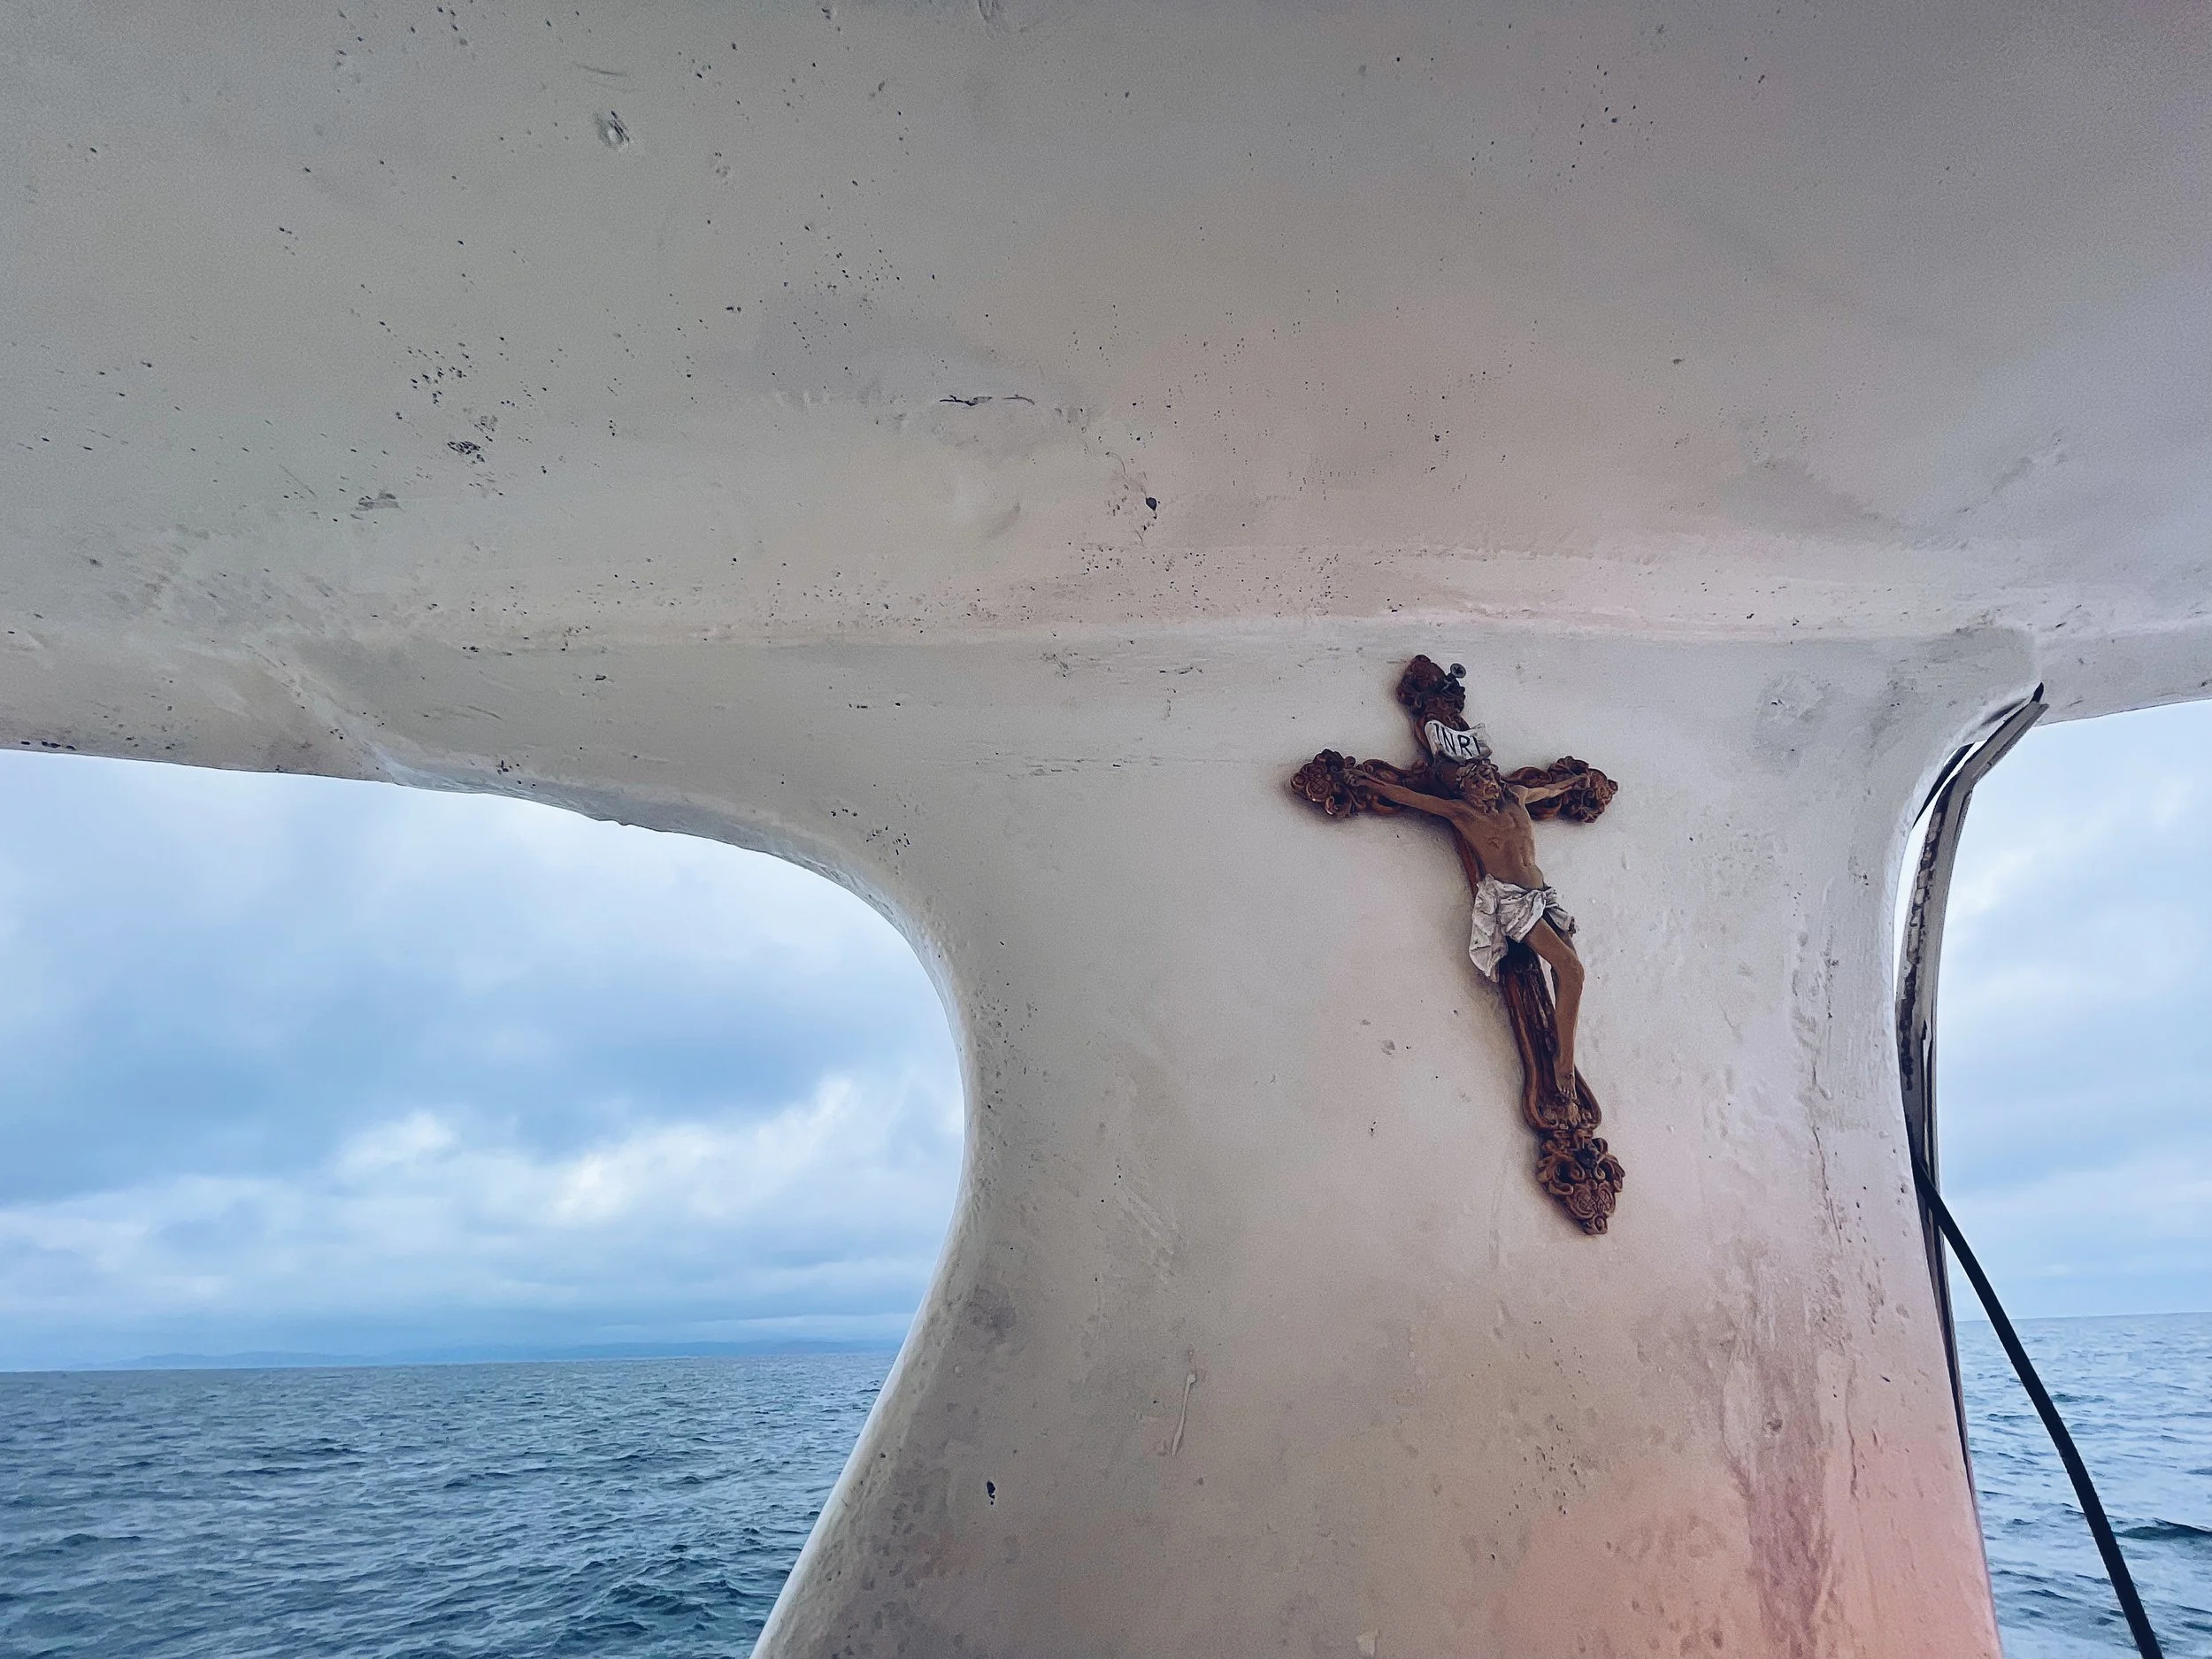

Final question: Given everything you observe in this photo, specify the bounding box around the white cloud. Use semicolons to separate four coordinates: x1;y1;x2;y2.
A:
0;1067;960;1360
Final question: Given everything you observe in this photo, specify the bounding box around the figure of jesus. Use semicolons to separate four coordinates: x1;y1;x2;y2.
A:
1357;749;1590;1108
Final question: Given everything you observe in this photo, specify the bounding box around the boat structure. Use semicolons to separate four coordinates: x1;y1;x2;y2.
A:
4;3;2207;1653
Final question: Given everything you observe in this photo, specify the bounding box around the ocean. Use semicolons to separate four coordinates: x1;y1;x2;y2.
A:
1958;1315;2211;1658
0;1317;2205;1657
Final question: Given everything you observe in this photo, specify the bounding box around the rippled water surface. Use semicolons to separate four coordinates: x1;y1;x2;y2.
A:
0;1320;2205;1656
1962;1313;2211;1657
0;1353;887;1658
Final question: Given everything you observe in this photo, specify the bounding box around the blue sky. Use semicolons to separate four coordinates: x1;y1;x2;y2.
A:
0;698;2204;1370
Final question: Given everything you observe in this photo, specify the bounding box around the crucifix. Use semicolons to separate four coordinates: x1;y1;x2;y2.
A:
1290;656;1626;1233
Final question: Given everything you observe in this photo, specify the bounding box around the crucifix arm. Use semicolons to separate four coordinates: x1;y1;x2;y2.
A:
1361;775;1458;818
1504;757;1619;823
1512;778;1579;805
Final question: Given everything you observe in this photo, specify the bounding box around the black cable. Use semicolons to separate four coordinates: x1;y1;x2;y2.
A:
1909;1150;2166;1659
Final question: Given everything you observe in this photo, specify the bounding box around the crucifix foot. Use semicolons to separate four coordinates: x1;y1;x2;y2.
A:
1535;1124;1628;1235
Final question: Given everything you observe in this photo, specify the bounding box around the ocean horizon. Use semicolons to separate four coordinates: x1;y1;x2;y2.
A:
29;1340;906;1375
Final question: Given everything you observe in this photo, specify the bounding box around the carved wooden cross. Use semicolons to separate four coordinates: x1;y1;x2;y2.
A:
1290;657;1626;1233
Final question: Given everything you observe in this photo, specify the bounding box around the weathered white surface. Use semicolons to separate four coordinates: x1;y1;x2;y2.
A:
6;0;2211;1652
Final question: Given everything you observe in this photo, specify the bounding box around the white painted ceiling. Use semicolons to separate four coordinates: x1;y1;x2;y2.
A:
5;0;2208;716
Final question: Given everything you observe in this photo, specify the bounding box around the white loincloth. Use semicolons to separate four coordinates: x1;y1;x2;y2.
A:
1467;875;1575;979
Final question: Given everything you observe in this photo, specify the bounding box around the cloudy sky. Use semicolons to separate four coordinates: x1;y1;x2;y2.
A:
0;757;960;1370
0;697;2204;1369
1938;697;2212;1319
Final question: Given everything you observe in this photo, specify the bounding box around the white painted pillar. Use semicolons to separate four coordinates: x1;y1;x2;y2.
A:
716;626;2019;1658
